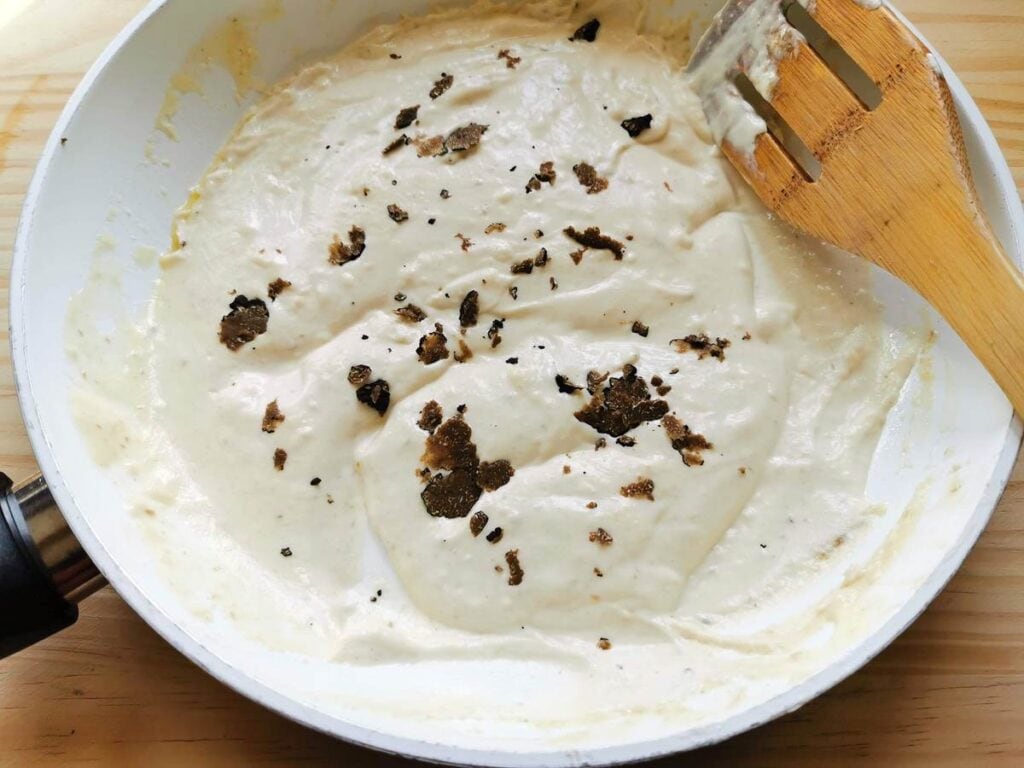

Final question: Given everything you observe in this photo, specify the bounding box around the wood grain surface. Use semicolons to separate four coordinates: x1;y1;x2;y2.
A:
1;1;1022;766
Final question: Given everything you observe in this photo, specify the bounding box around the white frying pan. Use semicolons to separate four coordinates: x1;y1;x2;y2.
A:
5;0;1023;765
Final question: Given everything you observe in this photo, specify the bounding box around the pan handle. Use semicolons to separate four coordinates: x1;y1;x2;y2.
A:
0;472;105;657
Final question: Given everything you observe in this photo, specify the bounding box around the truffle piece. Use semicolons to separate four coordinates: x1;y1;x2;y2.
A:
423;416;479;471
418;413;513;519
348;365;372;386
555;375;583;395
421;469;482;519
262;401;285;434
573;162;609;194
387;204;409;223
395;105;420;130
525;161;557;193
430;72;454;99
672;334;731;361
586;370;610;395
328;226;367;266
470;511;489;537
616;436;636;448
356;379;391;416
417;323;451;365
459;291;480;329
395;303;427;323
621;114;654;138
454;339;474;363
498;49;521;69
487;319;504;348
631;321;650;338
511;259;534;275
563;226;625;261
486;527;504;544
478;460;515;492
485;223;507;235
534;248;550;268
663;415;713;466
589;528;613;547
505;550;524;586
456;233;473;251
415;135;448;158
418;400;444;433
570;18;601;42
575;365;669;437
267;278;292;301
620;477;655;501
219;295;269;351
383;134;410;155
445;123;489;152
273;448;288;471
597;638;612;650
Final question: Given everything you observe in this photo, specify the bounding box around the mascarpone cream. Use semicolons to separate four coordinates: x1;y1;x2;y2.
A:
68;0;927;750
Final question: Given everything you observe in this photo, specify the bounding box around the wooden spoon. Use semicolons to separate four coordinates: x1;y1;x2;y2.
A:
690;0;1024;412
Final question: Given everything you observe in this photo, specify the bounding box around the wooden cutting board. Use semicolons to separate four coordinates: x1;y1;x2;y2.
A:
1;1;1022;765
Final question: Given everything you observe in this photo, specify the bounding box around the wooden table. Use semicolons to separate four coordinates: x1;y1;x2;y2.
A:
1;1;1023;765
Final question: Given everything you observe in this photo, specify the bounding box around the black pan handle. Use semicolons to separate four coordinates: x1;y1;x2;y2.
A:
0;472;104;657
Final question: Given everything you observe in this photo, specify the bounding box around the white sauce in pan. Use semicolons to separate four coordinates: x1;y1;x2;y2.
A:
67;0;929;749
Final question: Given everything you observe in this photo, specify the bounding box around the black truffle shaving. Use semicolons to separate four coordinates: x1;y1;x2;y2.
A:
621;114;654;138
570;18;601;42
356;380;391;416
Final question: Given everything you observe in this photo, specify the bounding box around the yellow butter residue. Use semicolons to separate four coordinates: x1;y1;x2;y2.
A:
154;0;282;141
168;188;202;252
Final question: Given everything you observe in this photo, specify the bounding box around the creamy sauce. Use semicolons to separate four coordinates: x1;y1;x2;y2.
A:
68;0;928;749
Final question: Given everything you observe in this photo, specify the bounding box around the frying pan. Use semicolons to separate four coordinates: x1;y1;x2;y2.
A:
5;0;1023;764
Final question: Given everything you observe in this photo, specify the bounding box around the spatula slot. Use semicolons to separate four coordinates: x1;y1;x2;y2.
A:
783;0;883;111
734;71;822;182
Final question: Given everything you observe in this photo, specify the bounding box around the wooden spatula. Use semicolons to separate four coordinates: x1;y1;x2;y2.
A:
690;0;1024;413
